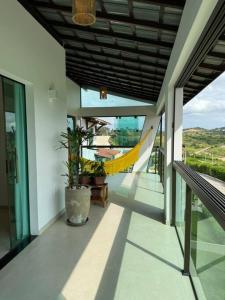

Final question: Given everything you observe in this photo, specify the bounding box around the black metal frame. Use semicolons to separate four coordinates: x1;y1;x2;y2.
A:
176;0;225;103
173;161;225;278
173;161;225;230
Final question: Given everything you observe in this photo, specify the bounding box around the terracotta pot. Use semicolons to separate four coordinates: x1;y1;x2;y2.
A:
65;186;91;226
79;175;91;185
93;176;106;185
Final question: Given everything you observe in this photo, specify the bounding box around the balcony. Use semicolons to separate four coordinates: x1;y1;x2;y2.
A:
0;1;225;299
0;173;196;300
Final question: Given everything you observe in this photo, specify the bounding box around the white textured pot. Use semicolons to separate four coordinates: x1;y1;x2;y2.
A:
65;186;91;226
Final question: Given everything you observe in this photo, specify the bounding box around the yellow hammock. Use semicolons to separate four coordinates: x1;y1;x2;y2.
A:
82;127;153;175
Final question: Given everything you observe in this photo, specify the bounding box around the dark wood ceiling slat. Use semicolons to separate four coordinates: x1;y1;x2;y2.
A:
61;32;172;49
65;44;169;62
74;76;156;94
50;15;178;34
67;67;161;90
79;82;157;102
67;68;160;93
66;48;166;71
64;39;170;60
30;0;185;12
73;77;158;100
66;60;164;83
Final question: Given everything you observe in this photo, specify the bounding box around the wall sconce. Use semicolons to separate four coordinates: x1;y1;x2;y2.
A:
48;85;57;102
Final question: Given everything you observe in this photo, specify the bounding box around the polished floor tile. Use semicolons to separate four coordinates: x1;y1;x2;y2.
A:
0;173;195;300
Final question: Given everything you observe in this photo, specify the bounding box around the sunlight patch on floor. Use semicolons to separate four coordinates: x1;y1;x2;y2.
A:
59;203;124;300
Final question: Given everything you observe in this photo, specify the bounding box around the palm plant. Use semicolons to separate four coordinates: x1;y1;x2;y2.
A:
59;126;94;189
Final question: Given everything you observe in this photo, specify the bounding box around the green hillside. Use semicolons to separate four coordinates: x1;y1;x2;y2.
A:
183;127;225;181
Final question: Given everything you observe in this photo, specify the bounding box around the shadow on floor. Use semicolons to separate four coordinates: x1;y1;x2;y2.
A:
110;191;164;223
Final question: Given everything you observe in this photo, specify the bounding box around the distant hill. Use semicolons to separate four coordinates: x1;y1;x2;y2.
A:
184;127;206;132
183;126;225;158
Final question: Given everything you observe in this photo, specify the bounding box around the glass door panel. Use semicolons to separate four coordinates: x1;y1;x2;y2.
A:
2;77;30;249
0;78;11;258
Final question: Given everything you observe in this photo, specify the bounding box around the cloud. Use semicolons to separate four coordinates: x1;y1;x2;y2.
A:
184;98;225;114
184;72;225;115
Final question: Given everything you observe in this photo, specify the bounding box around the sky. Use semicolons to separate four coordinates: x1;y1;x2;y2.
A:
82;71;225;130
183;72;225;129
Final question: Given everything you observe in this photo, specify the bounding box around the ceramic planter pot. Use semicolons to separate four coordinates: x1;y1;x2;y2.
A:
79;175;91;185
93;176;106;185
65;186;91;226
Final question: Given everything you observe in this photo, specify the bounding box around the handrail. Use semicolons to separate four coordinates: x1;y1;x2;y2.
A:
173;161;225;230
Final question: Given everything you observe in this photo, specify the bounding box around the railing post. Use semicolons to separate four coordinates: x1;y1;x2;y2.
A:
171;167;176;226
183;184;192;275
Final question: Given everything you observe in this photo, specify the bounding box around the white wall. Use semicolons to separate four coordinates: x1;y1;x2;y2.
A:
66;78;81;116
0;0;67;234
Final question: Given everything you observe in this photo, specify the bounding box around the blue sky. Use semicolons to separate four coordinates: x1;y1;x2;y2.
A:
82;72;225;130
183;72;225;129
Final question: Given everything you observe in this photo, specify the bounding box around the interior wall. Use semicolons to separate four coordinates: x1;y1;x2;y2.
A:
0;0;67;234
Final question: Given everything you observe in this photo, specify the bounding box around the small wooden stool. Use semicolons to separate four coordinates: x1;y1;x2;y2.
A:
90;183;108;207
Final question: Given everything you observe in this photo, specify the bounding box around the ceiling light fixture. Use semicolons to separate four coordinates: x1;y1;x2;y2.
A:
72;0;96;26
100;87;107;100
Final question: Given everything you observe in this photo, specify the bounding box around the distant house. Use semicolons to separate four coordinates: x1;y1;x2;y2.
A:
95;149;121;162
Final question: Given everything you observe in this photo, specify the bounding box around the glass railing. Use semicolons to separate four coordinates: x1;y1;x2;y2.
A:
173;162;225;300
190;194;225;300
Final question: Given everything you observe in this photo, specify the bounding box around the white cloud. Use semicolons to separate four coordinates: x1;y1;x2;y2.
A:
184;71;225;115
184;98;225;114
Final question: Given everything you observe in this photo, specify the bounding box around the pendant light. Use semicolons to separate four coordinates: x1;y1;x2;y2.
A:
100;87;108;100
72;0;96;26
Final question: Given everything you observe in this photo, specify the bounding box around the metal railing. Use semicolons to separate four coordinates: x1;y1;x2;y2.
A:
173;161;225;299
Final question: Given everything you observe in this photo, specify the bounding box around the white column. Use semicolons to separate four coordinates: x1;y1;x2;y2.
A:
164;87;174;225
164;87;184;225
174;88;183;161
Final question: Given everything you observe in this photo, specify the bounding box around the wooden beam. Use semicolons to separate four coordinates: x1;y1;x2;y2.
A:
66;51;166;72
50;16;178;34
68;71;159;94
68;69;160;94
66;46;167;72
66;60;164;84
66;56;165;77
67;68;161;91
65;44;169;65
76;79;158;101
61;33;173;50
64;38;170;61
31;0;184;12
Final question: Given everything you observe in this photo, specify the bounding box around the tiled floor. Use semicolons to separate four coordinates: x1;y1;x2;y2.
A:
0;173;195;300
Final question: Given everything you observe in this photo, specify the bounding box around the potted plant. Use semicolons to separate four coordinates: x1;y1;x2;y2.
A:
79;159;91;185
91;161;107;185
59;126;94;226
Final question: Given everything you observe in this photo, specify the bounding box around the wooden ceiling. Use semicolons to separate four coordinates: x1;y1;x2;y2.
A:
17;0;225;104
18;0;186;102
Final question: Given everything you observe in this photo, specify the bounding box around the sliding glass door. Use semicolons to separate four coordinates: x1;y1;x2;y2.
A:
0;76;29;257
